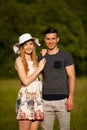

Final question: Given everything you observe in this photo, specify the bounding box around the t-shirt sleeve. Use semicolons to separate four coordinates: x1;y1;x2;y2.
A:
64;52;74;67
38;55;43;62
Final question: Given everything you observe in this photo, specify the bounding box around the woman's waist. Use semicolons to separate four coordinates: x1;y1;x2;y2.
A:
20;80;42;92
21;80;42;86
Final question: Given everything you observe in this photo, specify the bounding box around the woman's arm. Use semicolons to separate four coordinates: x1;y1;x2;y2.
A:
15;57;46;86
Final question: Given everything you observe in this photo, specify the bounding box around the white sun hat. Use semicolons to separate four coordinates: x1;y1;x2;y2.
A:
13;33;41;54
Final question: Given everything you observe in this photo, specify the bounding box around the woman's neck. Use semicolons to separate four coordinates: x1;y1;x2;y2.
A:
25;54;32;61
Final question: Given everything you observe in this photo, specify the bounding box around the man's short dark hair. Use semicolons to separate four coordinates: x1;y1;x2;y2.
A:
44;27;58;36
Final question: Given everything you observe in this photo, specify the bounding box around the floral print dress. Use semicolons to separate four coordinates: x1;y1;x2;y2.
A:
16;61;44;121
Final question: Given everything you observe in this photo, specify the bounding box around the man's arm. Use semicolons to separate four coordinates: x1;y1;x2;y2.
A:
65;64;76;111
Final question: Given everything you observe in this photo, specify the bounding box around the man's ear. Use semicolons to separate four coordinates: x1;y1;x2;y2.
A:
57;37;60;42
44;37;46;42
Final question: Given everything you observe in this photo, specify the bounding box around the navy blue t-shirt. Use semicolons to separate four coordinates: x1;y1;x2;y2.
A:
38;49;74;100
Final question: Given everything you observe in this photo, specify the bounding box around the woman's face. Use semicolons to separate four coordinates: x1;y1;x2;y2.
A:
23;40;34;55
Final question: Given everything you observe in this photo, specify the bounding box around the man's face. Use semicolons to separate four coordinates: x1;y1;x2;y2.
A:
44;33;59;50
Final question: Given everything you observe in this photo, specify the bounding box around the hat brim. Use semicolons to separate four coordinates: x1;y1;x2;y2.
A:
13;38;41;54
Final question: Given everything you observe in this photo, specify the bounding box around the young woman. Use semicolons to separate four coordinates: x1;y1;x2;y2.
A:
13;33;46;130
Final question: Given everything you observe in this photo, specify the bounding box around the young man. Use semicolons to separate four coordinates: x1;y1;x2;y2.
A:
39;27;76;130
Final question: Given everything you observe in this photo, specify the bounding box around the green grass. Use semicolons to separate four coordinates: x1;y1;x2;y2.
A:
0;78;87;130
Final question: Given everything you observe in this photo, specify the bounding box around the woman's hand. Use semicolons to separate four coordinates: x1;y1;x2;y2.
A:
38;58;46;71
41;49;47;56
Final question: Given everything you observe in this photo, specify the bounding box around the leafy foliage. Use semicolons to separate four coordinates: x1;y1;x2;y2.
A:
0;0;87;78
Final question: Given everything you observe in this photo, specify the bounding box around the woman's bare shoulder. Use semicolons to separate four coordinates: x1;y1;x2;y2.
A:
15;56;23;67
15;56;22;63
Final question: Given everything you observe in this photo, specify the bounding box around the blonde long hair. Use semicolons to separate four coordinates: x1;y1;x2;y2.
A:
20;41;38;74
